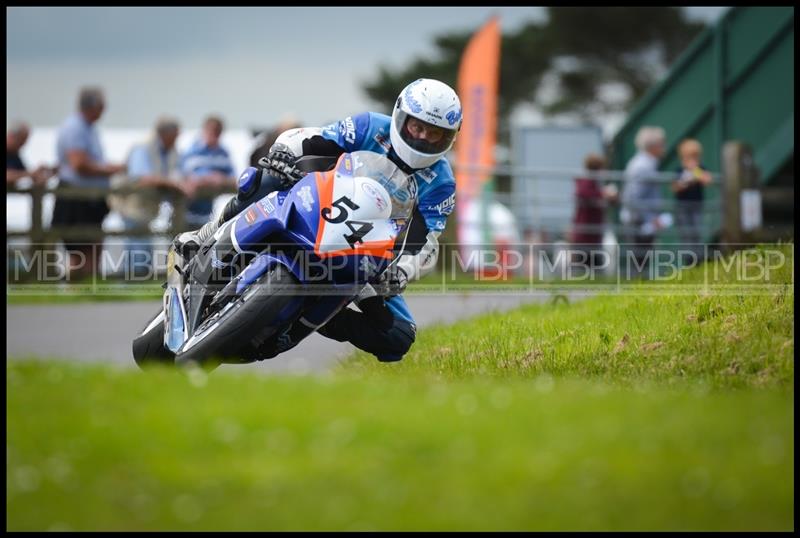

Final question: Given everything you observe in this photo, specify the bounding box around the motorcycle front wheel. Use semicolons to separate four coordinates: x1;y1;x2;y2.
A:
132;310;174;369
174;265;301;371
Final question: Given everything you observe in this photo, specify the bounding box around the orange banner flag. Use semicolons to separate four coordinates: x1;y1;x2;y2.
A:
454;16;501;245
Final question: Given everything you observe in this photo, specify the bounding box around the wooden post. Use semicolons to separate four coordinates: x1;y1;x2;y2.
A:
29;183;45;245
721;141;758;249
27;183;47;282
169;191;188;236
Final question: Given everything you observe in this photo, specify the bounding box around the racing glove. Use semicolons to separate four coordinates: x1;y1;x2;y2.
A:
376;264;408;297
259;143;306;187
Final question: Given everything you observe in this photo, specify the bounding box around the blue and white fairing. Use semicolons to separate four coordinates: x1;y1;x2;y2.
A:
229;151;416;294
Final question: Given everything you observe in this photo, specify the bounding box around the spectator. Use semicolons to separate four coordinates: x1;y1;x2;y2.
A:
672;138;712;257
620;126;669;277
108;116;187;277
570;153;617;272
52;87;125;280
180;115;236;228
7;121;54;186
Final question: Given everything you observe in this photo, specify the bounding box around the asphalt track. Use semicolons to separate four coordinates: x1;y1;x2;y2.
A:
7;292;588;374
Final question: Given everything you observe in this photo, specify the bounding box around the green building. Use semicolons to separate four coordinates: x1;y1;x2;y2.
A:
611;6;794;242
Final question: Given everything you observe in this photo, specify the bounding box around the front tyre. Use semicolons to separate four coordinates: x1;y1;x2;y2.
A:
174;265;300;371
132;310;174;369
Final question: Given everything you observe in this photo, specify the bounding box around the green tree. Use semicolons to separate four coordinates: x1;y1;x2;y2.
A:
362;7;705;126
542;7;705;119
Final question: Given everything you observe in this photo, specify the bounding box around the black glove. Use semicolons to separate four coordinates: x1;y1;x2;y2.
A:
258;143;305;186
375;264;408;297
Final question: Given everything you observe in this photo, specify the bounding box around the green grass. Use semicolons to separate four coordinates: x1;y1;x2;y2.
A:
6;245;794;531
342;248;795;390
7;362;794;531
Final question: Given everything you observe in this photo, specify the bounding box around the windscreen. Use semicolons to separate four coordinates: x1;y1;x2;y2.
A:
345;151;416;220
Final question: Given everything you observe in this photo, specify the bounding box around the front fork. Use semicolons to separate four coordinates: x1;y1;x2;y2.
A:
163;247;189;352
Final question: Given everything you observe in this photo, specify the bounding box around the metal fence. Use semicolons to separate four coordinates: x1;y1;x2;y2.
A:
6;167;726;246
6;182;237;243
450;164;725;245
8;156;792;283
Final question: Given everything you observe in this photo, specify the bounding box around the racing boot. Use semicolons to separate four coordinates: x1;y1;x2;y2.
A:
172;216;223;260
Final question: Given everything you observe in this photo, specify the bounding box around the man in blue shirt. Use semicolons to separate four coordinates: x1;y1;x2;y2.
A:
109;116;186;278
180;115;236;228
176;79;463;363
53;87;125;280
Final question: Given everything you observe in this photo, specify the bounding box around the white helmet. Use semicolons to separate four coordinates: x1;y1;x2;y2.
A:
390;78;462;170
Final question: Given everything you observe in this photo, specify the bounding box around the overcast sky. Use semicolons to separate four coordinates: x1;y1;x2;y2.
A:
7;6;730;131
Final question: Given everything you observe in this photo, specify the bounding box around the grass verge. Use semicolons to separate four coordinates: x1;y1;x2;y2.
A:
7;361;793;531
6;245;794;530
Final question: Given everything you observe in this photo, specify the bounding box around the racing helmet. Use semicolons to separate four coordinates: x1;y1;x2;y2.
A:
390;78;462;170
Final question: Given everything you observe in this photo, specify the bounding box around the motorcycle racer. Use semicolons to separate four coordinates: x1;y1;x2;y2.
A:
175;78;462;362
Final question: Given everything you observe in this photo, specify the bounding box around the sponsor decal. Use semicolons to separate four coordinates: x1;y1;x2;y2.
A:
433;220;447;231
339;116;356;144
416;168;437;184
322;123;338;138
362;182;388;212
432;192;456;216
422;247;437;266
245;207;257;224
259;196;275;214
403;81;423;113
407;176;418;200
344;156;352;171
297;185;315;212
446;109;462;126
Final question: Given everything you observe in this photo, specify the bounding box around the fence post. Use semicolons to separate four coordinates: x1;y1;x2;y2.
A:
721;141;758;249
170;191;188;236
29;183;45;245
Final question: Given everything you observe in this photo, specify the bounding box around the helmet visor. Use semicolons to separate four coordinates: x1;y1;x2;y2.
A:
394;111;457;155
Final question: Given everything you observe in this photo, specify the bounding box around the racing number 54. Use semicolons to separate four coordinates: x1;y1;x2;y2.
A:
321;196;374;247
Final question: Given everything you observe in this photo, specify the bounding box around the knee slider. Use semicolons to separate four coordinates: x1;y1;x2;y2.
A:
377;321;416;362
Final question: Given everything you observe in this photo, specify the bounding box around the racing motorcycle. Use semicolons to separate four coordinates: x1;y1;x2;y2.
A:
132;150;416;371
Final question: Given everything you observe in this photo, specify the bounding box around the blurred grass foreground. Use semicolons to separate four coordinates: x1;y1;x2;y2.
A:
6;245;794;531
